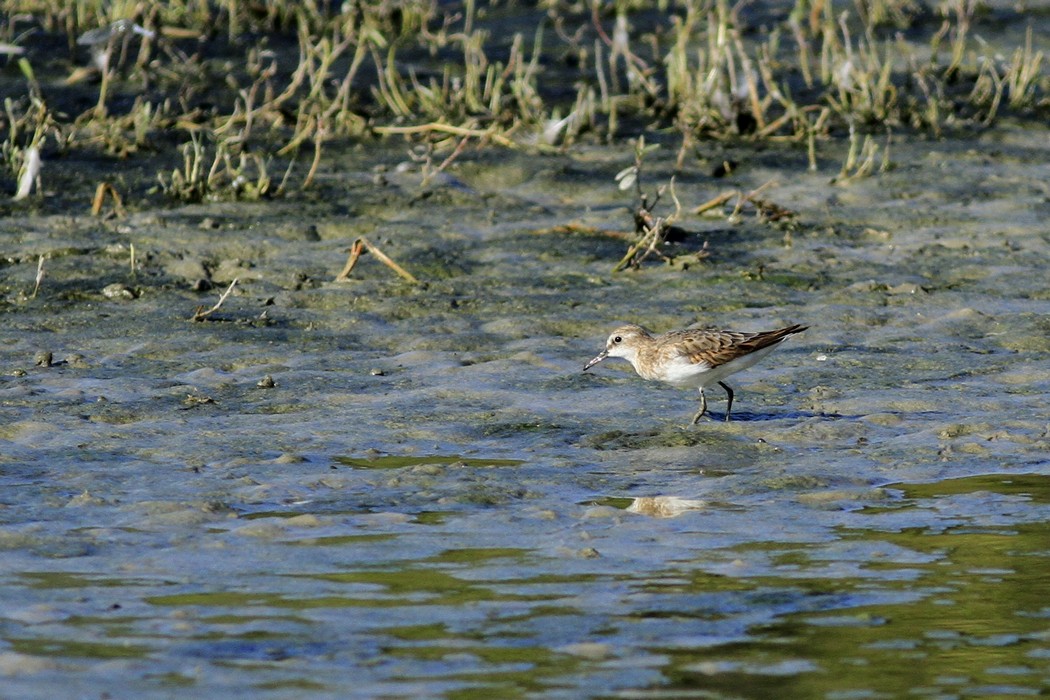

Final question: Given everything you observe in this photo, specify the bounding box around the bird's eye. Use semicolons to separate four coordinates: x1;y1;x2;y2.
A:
613;336;622;343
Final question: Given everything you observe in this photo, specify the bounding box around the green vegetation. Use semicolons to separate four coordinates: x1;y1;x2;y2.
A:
1;1;1045;272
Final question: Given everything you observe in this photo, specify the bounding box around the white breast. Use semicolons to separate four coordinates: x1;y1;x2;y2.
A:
649;355;712;388
643;343;782;389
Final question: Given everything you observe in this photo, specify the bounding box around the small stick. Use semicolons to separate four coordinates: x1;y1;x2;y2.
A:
365;239;419;283
30;255;45;298
91;183;107;215
668;176;682;220
191;278;238;322
692;191;736;215
754;112;795;139
613;224;661;272
301;117;325;190
335;237;420;284
275;157;297;197
335;239;365;281
730;178;778;220
422;134;471;187
374;122;520;150
91;182;126;217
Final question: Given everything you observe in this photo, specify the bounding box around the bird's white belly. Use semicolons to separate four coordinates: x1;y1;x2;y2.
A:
654;357;712;387
652;344;780;389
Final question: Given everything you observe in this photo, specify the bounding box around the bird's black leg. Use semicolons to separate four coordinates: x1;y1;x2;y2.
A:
719;381;734;421
690;388;708;425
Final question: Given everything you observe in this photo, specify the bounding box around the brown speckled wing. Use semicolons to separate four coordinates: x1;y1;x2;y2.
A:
675;331;750;367
664;325;807;368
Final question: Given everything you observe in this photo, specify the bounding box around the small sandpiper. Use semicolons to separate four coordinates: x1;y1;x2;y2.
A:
583;322;808;424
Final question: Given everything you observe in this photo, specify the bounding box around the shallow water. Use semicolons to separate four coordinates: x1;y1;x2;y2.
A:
3;117;1050;696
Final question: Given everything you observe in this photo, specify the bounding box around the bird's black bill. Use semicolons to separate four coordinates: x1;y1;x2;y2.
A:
583;351;608;372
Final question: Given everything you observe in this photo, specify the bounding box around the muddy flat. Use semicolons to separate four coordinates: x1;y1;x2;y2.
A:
2;3;1050;697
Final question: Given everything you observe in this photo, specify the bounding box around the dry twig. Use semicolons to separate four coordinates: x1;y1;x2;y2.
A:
335;237;420;285
30;255;45;298
692;191;736;215
613;177;685;272
374;122;522;150
191;278;238;321
728;179;777;220
91;182;126;217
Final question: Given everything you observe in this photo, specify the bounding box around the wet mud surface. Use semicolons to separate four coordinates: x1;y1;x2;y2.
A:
2;123;1050;697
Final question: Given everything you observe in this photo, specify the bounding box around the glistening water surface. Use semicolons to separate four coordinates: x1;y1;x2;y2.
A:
2;122;1050;696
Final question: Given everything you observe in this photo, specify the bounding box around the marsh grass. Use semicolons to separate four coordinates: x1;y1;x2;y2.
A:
155;132;273;202
0;1;1046;208
613;137;687;271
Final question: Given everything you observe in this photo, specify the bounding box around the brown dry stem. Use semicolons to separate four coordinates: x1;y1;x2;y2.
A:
373;122;520;150
91;182;126;217
692;191;736;215
30;255;45;299
191;278;238;322
336;237;420;285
